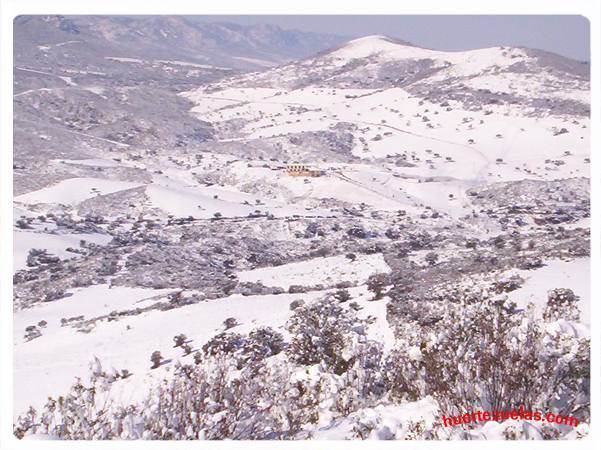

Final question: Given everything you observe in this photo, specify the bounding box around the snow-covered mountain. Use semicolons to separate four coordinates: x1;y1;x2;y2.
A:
180;35;589;219
204;35;589;115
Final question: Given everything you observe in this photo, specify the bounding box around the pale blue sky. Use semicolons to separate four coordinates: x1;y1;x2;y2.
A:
200;15;590;61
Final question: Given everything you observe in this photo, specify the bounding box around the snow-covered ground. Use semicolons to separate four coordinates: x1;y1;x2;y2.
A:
182;74;588;228
183;84;588;184
14;178;143;206
14;231;112;272
13;249;396;417
506;257;590;327
312;396;440;439
13;286;316;416
237;253;390;288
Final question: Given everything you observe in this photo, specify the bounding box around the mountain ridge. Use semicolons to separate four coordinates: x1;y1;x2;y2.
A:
203;33;589;117
14;15;349;70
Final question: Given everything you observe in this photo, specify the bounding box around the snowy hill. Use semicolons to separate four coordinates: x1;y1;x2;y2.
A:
179;36;589;220
201;35;589;116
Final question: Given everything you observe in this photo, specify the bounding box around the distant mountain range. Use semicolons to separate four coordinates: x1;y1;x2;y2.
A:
14;15;348;70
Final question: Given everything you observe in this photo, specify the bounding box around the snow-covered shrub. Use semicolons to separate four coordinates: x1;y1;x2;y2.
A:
44;288;66;302
407;231;433;250
289;299;305;310
173;334;187;348
518;257;544;270
181;343;193;356
347;226;367;239
465;239;478;249
333;288;351;302
331;339;386;416
425;252;439;266
26;248;60;267
139;356;335;439
24;325;42;341
98;259;119;276
193;352;202;365
14;292;589;441
386;293;444;328
492;235;505;248
287;297;365;375
385;297;589;422
493;274;524;294
14;359;116;439
244;327;284;362
366;273;389;300
223;317;239;330
202;328;284;371
543;288;580;321
16;218;33;229
150;351;163;369
202;332;245;358
288;285;308;294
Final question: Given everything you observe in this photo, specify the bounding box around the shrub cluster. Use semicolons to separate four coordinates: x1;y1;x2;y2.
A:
14;291;589;440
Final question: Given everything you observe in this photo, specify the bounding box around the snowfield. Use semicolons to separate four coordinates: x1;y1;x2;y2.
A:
14;285;325;416
506;257;591;327
237;253;390;288
14;230;112;272
15;178;144;206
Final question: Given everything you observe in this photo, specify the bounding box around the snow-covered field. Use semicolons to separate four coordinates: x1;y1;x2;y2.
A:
13;251;590;420
507;257;591;327
13;252;394;416
14;178;143;206
184;85;588;184
238;253;390;288
14;231;112;271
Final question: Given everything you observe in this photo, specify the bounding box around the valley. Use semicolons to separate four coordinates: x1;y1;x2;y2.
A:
12;17;591;440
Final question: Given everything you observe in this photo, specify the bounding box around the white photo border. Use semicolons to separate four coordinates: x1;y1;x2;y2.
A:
1;1;598;449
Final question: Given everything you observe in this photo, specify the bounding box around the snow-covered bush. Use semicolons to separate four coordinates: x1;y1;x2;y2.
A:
543;288;580;321
245;327;285;362
150;351;163;369
493;274;524;294
173;334;187;348
137;355;342;439
289;298;305;310
24;325;42;341
202;332;245;358
14;292;589;441
333;288;351;302
223;317;239;330
26;248;60;267
366;273;389;300
286;297;365;375
98;259;119;276
181;343;193;355
425;252;439;266
202;328;284;372
193;352;203;365
330;339;386;416
384;296;589;423
14;359;117;439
